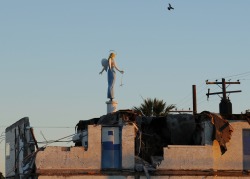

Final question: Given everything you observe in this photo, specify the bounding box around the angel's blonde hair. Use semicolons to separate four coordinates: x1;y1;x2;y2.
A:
109;52;116;59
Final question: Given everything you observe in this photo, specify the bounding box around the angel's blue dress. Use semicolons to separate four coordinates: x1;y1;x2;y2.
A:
107;67;116;99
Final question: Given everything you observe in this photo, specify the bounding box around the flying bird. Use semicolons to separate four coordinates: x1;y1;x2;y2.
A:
168;3;174;10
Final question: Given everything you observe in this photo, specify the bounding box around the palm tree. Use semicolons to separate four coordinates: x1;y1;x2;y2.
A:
132;97;175;117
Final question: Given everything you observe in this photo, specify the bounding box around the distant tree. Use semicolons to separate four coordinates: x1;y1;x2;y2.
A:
132;97;175;117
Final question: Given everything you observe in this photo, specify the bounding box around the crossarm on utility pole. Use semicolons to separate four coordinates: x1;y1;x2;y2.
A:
206;90;242;97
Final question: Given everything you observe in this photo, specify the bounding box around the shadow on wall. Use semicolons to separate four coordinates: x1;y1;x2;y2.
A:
135;114;199;162
135;111;237;163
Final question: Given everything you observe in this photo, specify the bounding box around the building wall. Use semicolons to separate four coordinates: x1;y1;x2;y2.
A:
36;121;250;178
38;176;135;179
158;145;213;170
38;175;247;179
139;177;245;179
213;121;250;170
35;125;102;171
36;124;135;174
5;126;16;177
122;124;135;169
158;120;250;171
5;117;32;178
101;126;121;169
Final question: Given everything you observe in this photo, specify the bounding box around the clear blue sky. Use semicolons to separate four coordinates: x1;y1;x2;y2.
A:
1;0;250;174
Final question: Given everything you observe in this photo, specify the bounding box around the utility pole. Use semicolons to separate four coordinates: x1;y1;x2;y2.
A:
206;78;241;115
193;85;197;115
169;85;197;115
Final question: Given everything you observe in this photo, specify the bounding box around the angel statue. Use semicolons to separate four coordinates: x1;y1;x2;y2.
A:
99;52;124;101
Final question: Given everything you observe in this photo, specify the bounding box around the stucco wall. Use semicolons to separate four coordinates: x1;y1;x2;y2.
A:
213;121;250;170
36;124;135;172
5;117;31;178
139;177;245;179
158;145;213;170
122;124;135;169
158;120;250;171
35;121;250;178
5;126;16;177
38;176;135;179
38;175;247;179
36;125;102;171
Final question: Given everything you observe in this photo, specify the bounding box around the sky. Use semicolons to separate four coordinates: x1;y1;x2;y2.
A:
1;0;250;175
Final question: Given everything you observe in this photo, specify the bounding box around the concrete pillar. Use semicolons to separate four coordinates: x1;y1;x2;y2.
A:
106;100;118;114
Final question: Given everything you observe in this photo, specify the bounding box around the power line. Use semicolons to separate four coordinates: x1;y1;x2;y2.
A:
0;126;74;129
176;82;211;111
176;71;249;112
39;133;75;147
238;78;250;81
33;126;74;129
223;71;250;79
206;71;250;81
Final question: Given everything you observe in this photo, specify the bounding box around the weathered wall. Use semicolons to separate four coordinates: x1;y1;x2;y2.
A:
38;175;247;179
166;114;196;145
5;117;32;178
36;124;135;172
213;121;250;170
139;177;246;179
5;125;16;177
36;125;102;171
201;120;214;145
158;120;214;170
158;120;250;171
158;145;213;170
122;124;135;169
38;176;135;179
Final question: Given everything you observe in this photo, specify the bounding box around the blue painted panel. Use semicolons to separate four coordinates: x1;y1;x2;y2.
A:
243;129;250;170
108;131;113;135
243;136;250;155
102;127;121;169
103;142;121;150
113;150;121;167
102;150;114;168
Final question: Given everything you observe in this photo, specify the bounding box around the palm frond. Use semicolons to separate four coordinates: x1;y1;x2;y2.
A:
132;97;176;117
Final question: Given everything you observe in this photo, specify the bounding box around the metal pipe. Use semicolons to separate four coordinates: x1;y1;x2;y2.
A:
192;85;197;115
